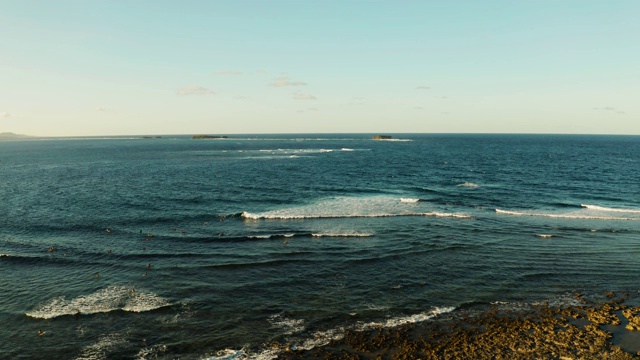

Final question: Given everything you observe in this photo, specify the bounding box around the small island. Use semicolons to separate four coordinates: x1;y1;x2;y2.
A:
372;135;392;140
192;135;228;139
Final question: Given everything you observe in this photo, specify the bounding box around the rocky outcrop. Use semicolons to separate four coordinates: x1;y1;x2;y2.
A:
278;294;640;359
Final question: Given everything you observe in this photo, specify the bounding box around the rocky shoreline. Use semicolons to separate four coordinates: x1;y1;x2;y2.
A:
277;293;640;359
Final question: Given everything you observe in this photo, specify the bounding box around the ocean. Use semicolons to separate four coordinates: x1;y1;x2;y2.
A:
1;133;639;359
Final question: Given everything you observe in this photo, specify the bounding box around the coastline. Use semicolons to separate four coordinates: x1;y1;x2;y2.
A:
276;293;640;359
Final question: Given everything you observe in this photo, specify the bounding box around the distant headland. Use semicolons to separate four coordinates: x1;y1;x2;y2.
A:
192;135;228;139
0;132;30;140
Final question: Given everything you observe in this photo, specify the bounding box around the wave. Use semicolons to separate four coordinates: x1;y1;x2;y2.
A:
75;332;129;360
240;196;470;220
242;211;470;220
458;182;479;188
268;314;305;335
357;306;456;329
206;306;454;360
26;285;171;319
495;209;640;221
581;204;640;214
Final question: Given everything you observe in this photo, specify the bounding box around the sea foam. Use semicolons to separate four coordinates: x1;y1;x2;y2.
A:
496;208;639;221
26;285;171;319
581;204;640;214
241;196;469;220
357;306;455;330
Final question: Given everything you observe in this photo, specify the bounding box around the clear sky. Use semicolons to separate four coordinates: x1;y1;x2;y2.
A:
1;0;639;136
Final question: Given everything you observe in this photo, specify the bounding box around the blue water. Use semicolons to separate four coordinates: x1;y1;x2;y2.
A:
1;134;640;359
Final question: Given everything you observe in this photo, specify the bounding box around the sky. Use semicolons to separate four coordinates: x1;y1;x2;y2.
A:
1;0;639;136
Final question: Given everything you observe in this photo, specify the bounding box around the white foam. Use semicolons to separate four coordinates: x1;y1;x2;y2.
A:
581;204;640;214
241;197;470;220
26;285;171;319
297;327;346;350
357;306;455;330
136;344;168;360
205;349;247;360
268;314;305;335
75;332;128;360
242;211;470;220
400;198;420;203
311;233;374;238
341;148;354;151
458;182;479;188
496;208;639;221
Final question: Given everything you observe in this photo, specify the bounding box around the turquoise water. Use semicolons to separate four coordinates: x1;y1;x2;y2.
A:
1;134;639;359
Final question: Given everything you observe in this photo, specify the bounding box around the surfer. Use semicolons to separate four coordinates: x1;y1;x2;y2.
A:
38;329;44;336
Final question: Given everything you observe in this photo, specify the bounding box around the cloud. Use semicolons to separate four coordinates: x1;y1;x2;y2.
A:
270;77;307;87
593;106;625;114
177;86;215;96
293;91;316;100
0;112;10;118
216;70;242;75
95;107;107;112
416;86;430;90
297;107;319;113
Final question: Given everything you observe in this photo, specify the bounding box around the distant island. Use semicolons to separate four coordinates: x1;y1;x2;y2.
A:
0;132;30;140
192;135;228;139
372;135;393;140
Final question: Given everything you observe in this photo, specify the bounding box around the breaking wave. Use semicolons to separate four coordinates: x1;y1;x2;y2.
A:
242;211;470;220
581;204;640;214
240;196;470;220
26;285;171;319
357;306;456;330
496;209;640;221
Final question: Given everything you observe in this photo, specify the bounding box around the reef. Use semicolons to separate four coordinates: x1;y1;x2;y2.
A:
372;135;393;140
278;293;640;359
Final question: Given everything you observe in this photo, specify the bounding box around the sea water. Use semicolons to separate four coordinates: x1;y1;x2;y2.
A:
1;134;639;359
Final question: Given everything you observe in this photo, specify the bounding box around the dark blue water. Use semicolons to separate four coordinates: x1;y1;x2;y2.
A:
1;134;640;359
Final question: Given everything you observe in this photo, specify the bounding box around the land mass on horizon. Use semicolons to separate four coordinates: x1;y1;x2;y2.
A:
0;132;31;140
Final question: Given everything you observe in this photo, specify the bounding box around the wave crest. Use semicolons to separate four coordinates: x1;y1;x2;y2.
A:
496;208;640;221
26;285;171;319
581;204;640;214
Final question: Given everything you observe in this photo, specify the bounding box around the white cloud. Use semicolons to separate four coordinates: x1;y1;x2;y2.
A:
95;107;107;112
270;77;307;87
593;106;625;114
177;86;215;96
293;91;316;100
0;112;10;118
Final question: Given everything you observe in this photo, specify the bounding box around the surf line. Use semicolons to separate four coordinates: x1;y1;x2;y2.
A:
241;211;472;220
495;209;639;221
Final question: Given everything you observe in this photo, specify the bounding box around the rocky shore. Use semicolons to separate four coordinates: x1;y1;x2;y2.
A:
278;293;640;359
